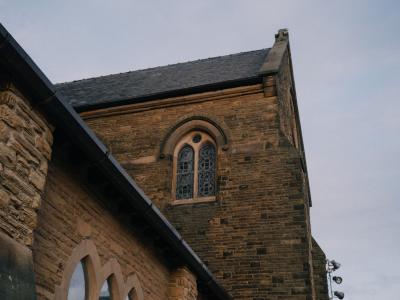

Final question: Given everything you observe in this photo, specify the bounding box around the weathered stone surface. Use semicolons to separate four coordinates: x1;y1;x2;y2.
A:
0;87;53;247
3;167;36;196
30;194;41;210
169;267;197;300
0;90;17;107
0;141;17;167
35;135;52;160
13;132;43;161
7;134;40;165
0;104;25;129
29;169;46;191
0;120;11;142
0;189;10;208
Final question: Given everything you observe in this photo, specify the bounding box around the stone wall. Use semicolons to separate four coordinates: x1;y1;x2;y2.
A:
276;50;317;299
0;83;53;247
168;267;197;300
276;50;299;148
0;81;53;299
32;152;175;300
82;78;316;299
312;239;329;300
0;81;215;300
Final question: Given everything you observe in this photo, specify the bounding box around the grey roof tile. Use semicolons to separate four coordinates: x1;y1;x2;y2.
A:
55;48;270;109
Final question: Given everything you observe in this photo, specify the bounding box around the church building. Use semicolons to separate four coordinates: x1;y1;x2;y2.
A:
0;23;328;300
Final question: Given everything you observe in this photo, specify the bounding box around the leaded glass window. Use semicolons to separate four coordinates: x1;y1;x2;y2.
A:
176;145;194;199
173;131;218;201
198;143;216;197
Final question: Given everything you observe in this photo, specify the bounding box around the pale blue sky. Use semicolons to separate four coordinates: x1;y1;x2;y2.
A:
1;1;399;299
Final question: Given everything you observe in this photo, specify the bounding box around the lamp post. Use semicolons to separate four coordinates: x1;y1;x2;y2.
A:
326;259;344;299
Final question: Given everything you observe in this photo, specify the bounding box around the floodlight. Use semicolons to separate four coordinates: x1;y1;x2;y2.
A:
331;260;341;271
334;291;344;299
332;276;343;284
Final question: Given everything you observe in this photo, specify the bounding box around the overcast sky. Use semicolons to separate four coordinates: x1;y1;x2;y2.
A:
1;1;399;299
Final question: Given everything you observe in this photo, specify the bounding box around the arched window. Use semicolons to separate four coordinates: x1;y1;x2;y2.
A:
173;131;217;203
56;240;144;300
99;278;111;300
68;261;87;300
125;288;137;300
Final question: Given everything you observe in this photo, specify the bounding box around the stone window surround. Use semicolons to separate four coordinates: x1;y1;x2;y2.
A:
55;239;143;300
159;117;229;206
160;117;229;159
172;131;217;205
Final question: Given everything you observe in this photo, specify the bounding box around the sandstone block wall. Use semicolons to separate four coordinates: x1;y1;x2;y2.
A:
312;239;329;300
32;153;174;300
276;51;317;299
83;77;316;299
168;267;198;300
0;82;53;247
0;81;215;300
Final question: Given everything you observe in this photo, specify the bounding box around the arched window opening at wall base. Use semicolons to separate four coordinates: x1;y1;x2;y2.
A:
99;278;111;300
125;288;137;300
173;131;217;202
68;260;87;300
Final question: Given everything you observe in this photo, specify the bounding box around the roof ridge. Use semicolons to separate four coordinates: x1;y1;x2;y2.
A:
55;48;268;86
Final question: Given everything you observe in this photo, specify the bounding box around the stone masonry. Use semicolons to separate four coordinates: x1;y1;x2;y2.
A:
168;267;198;300
33;153;172;300
0;81;53;247
0;25;329;299
312;239;329;300
1;26;227;298
82;60;319;299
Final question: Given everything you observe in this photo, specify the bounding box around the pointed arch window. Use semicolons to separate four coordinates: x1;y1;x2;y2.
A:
68;261;87;300
125;288;137;300
173;131;217;204
99;279;111;300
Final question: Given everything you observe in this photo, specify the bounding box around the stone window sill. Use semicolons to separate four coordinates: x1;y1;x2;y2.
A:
171;196;216;206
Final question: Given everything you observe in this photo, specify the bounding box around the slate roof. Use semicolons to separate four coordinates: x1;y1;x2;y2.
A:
56;48;270;110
